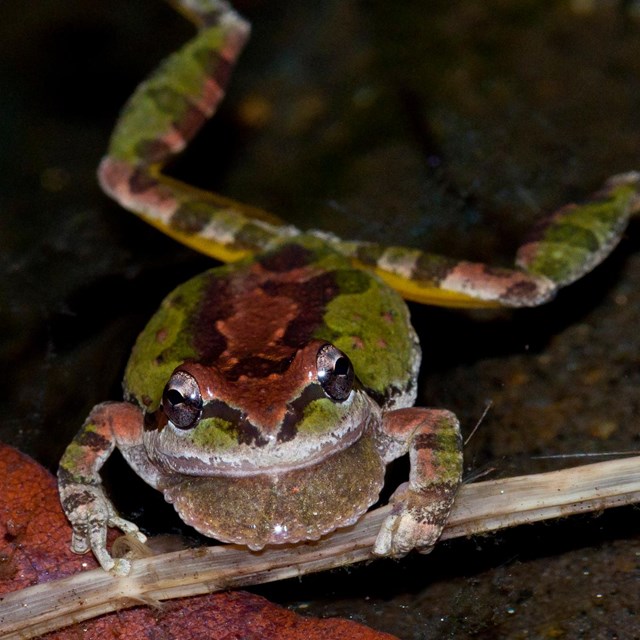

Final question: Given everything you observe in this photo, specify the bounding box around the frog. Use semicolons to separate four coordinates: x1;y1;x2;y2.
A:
58;0;640;576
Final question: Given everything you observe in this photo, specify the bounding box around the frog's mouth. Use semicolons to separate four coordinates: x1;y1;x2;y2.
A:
162;432;385;549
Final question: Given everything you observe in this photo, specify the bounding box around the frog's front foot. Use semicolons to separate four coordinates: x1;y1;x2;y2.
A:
373;483;451;557
63;482;147;575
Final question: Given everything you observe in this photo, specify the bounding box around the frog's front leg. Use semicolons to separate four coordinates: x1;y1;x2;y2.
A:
58;402;152;575
373;408;462;557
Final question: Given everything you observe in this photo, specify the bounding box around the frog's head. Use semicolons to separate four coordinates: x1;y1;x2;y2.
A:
144;338;385;548
144;338;378;474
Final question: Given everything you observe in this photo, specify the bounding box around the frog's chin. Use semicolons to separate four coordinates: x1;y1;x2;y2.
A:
162;432;385;549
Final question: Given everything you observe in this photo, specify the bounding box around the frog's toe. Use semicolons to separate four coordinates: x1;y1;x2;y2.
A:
373;512;440;557
91;549;132;576
89;537;134;575
372;513;400;556
85;521;112;566
109;515;147;543
70;527;91;555
109;557;133;577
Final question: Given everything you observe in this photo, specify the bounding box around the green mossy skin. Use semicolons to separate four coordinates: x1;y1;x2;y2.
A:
319;271;415;397
59;420;110;482
525;244;592;284
297;396;357;437
108;25;228;163
282;235;417;398
236;220;286;249
186;397;365;453
59;439;89;475
353;243;386;268
124;274;206;411
431;423;463;486
191;417;237;451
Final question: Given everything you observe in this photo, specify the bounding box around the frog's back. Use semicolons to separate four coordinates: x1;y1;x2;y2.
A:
124;235;420;413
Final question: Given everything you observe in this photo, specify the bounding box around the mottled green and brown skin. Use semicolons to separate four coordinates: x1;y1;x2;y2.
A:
59;0;640;575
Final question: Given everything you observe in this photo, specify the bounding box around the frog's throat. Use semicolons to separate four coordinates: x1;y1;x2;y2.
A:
162;432;385;549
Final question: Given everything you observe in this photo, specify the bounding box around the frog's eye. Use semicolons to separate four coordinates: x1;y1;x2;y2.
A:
162;371;203;429
316;344;354;402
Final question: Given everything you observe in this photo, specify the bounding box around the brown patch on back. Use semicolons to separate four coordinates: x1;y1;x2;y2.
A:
215;283;300;374
181;340;327;434
264;271;339;350
191;273;234;363
191;244;340;380
259;243;312;273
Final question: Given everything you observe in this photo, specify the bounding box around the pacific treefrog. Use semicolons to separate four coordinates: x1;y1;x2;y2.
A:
58;0;640;575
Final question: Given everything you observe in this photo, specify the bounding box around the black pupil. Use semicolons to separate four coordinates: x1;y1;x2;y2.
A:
334;356;349;377
166;388;185;406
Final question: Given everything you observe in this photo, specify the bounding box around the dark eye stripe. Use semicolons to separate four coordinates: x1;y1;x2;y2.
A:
278;384;328;443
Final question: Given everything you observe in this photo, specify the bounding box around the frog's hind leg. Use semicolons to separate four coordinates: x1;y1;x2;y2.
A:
99;0;293;264
515;172;640;290
341;172;640;308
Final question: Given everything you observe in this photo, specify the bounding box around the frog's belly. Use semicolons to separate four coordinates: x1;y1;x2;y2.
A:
162;433;384;548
